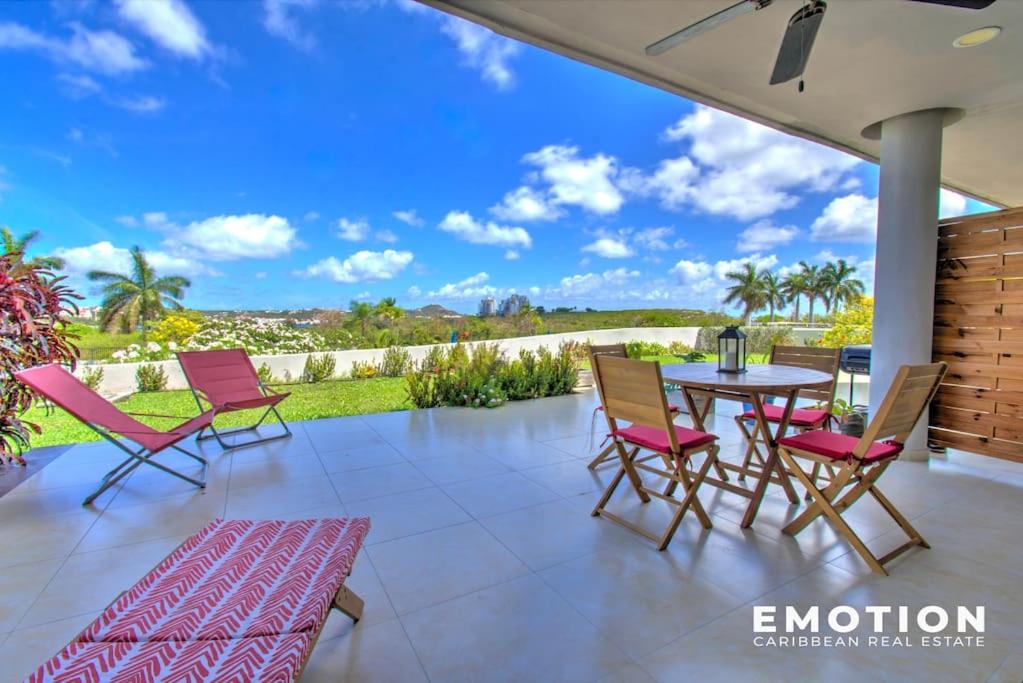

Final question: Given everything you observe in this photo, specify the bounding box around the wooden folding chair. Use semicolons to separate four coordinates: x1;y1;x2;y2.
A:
777;362;948;575
734;345;841;491
590;355;718;550
586;344;680;470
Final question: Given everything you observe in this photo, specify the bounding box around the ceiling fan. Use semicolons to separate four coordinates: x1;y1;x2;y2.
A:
645;0;997;89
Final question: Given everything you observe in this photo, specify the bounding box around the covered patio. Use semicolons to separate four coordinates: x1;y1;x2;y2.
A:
0;388;1021;682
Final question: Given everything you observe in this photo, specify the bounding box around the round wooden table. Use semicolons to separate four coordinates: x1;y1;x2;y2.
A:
660;362;834;528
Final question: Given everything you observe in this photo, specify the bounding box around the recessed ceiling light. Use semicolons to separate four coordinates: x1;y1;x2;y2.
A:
953;26;1001;48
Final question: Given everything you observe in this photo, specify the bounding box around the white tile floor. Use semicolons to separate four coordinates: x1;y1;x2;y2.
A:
0;389;1021;682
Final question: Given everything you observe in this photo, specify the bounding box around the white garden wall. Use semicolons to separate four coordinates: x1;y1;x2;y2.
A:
82;326;827;397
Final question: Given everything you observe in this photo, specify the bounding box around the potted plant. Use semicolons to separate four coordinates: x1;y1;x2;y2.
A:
830;398;867;437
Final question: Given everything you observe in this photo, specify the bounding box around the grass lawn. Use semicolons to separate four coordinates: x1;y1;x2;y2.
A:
24;377;411;449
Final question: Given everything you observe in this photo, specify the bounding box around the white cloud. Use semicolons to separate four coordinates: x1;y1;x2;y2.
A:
522;145;624;215
406;285;422;298
633;227;677;251
670;259;712;283
143;211;170;228
550;268;640;298
629;105;861;221
262;0;318;50
428;271;499;298
438;211;531;250
66;127;83;142
581;237;634;259
489;186;562;222
114;215;137;227
939;188;968;219
393;209;424;227
54;240;216;279
505;249;520;260
300;249;414;283
375;229;398;244
171;214;300;260
810;194;878;242
304;210;320;221
336;217;370;242
439;16;520;91
116;0;212;60
0;21;148;75
737;220;799;253
111;94;165;113
56;73;102;98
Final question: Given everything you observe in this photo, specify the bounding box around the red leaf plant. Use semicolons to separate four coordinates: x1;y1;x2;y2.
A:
0;253;81;465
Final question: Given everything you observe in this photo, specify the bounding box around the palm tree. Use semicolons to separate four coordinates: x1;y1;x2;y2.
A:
798;261;822;324
87;246;190;341
823;259;865;312
348;300;374;337
761;272;785;323
1;227;65;270
723;262;766;325
780;272;806;322
374;297;404;322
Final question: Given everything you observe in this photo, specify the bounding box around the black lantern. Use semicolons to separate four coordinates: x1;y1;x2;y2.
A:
717;325;747;374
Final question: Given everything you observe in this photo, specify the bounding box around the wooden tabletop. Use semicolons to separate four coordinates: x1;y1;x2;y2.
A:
661;362;833;393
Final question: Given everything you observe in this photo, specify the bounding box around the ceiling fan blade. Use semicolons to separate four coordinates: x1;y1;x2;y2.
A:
645;0;773;56
770;0;827;85
905;0;995;8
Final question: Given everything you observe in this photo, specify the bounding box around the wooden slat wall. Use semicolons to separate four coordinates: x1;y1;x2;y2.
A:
931;206;1023;462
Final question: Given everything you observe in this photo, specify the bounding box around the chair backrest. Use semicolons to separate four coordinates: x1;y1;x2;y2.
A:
587;343;628;395
855;362;948;459
592;354;679;451
770;345;841;407
15;364;158;439
177;349;262;406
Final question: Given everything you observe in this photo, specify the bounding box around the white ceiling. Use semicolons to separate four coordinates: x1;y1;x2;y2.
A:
427;0;1023;207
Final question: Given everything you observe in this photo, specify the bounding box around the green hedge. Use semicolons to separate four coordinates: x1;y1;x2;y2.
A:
405;342;577;409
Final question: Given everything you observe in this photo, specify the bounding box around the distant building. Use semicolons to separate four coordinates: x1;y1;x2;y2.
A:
78;305;100;320
478;297;497;317
499;294;529;317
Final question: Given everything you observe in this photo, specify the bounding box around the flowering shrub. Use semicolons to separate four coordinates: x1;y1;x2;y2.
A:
104;318;327;362
820;296;873;348
405;342;576;409
1;254;81;462
150;314;201;345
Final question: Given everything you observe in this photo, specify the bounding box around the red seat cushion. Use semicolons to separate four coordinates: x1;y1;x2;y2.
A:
27;633;312;683
741;403;830;427
613;424;716;453
598;404;681;413
79;518;370;644
778;430;903;463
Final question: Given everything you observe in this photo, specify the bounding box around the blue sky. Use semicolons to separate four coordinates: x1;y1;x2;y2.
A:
0;0;993;314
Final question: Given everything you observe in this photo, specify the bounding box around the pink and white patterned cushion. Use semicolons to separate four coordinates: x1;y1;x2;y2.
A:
26;633;313;683
79;518;371;643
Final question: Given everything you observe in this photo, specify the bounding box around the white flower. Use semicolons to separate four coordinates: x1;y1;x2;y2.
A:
167;341;178;350
146;342;161;352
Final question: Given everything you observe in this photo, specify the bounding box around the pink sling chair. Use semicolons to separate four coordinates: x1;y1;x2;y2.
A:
15;364;214;505
176;349;292;451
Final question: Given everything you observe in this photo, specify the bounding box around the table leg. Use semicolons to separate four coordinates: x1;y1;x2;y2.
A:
681;386;728;481
740;390;800;528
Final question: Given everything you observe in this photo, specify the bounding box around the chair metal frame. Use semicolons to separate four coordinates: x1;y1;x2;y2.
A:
590;353;718;550
778;362;948;575
177;349;292;451
14;364;213;506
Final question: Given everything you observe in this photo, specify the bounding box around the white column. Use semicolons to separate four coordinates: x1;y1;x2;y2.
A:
869;109;948;457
